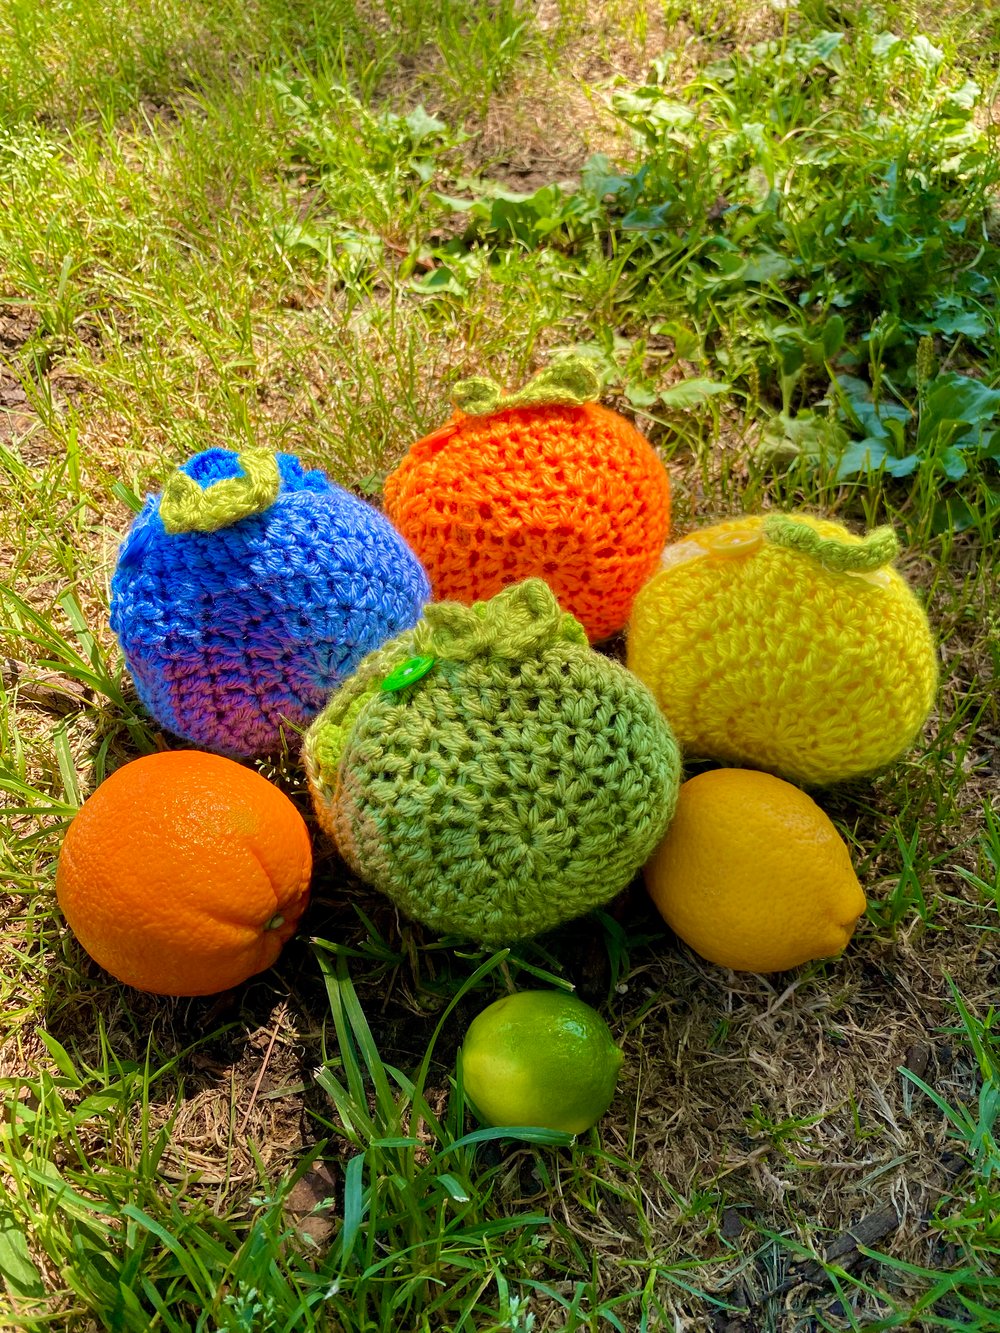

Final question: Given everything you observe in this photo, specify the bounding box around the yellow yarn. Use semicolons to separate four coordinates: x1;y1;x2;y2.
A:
627;514;939;785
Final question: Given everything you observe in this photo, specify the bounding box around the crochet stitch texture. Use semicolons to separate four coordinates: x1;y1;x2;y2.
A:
627;513;938;786
110;448;430;758
304;580;682;944
382;360;671;643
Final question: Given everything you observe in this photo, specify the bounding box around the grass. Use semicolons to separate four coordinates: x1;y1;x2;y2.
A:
1;0;999;1327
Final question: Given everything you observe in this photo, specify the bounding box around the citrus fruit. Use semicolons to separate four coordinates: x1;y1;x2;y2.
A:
55;750;312;996
644;769;867;973
383;357;670;643
459;990;624;1133
627;513;938;785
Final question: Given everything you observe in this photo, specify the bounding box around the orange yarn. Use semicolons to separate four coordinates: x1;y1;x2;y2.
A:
384;401;671;643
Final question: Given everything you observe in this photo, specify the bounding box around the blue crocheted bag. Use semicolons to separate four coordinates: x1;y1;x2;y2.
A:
110;447;430;757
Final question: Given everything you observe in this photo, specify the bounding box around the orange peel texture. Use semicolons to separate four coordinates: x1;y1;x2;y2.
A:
55;750;312;996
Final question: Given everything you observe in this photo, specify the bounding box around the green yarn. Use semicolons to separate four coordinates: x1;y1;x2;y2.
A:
414;575;589;662
763;514;899;572
160;449;281;534
452;356;602;417
304;580;681;945
303;628;420;785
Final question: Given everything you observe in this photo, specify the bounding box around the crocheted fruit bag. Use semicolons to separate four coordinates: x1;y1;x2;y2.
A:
627;513;938;786
383;358;671;643
110;447;430;758
305;579;682;944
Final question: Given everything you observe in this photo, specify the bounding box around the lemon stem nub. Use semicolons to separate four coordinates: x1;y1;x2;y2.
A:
265;914;285;931
452;355;602;416
763;515;899;572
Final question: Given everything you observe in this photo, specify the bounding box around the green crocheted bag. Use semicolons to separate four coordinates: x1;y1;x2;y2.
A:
304;579;682;945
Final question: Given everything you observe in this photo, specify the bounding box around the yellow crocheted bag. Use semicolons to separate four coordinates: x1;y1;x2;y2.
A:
627;513;938;786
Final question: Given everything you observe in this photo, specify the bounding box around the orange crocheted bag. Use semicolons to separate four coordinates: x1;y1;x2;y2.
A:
383;359;671;642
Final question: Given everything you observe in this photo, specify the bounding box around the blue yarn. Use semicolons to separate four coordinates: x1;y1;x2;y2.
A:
110;449;431;757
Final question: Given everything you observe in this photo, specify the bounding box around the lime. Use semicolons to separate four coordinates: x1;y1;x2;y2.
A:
458;990;624;1134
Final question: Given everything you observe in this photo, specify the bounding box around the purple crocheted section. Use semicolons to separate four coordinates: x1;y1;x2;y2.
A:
110;449;430;757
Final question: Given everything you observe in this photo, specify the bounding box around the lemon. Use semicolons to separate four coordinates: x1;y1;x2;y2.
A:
645;769;867;973
459;991;624;1134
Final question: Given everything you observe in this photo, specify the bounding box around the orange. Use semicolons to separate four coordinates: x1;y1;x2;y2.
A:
56;750;312;996
645;769;866;973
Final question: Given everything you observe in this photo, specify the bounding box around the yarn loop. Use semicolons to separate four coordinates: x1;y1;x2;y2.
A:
160;449;281;534
763;514;899;572
452;355;601;417
410;577;588;664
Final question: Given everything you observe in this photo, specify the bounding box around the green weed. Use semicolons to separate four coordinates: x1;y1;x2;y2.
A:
417;16;1000;521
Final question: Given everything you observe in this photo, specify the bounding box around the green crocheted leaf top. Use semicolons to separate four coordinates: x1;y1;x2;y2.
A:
160;450;281;534
412;578;588;662
763;514;899;572
451;355;602;417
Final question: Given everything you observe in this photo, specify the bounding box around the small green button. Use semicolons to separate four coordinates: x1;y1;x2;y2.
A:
380;655;436;693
